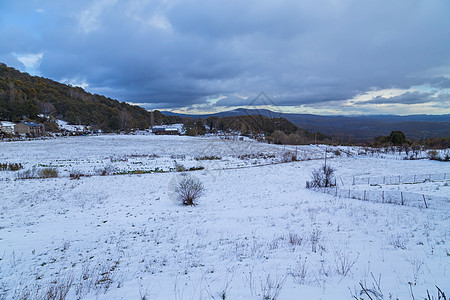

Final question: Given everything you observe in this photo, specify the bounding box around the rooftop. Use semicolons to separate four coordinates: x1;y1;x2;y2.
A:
20;122;42;127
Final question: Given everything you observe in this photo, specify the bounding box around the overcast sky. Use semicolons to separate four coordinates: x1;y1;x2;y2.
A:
1;0;450;115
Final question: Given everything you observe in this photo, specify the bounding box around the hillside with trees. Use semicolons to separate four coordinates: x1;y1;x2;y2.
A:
0;63;182;132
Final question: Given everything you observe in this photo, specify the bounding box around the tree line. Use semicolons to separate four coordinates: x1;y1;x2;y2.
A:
183;114;331;144
371;130;449;149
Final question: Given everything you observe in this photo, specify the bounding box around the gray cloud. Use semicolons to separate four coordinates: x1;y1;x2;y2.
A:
427;77;450;89
365;92;435;105
1;0;450;113
355;91;450;106
215;95;249;107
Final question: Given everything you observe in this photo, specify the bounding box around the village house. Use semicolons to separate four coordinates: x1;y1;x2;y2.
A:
152;126;180;135
0;121;15;135
14;122;45;136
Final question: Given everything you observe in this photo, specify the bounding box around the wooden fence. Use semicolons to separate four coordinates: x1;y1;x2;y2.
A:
351;173;450;186
314;186;449;208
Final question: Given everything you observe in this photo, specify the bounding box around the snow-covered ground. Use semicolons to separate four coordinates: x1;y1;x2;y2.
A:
0;135;449;299
56;120;90;132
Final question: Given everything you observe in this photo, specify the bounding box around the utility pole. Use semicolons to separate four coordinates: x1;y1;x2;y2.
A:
324;147;329;187
422;130;428;149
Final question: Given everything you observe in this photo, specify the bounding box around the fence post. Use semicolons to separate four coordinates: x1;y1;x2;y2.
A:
398;175;401;184
383;176;385;184
348;189;350;198
422;194;428;209
364;190;366;201
401;192;404;205
382;191;384;203
352;176;355;185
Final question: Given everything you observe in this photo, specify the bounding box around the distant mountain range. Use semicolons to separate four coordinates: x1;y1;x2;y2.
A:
161;108;450;142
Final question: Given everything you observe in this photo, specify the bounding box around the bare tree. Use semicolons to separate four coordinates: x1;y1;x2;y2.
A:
9;82;15;103
39;102;56;117
306;164;336;188
120;109;132;131
175;175;205;206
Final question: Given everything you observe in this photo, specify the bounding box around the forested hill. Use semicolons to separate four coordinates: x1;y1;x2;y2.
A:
0;63;182;131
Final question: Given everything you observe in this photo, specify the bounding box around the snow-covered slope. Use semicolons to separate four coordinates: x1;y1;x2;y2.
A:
0;135;449;299
56;120;90;132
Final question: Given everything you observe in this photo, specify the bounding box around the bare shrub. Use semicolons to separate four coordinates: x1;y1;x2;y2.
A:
426;286;447;300
405;256;424;283
16;167;58;179
427;150;439;160
16;167;39;179
282;151;297;162
174;161;186;172
39;167;58;178
355;277;448;300
95;164;116;176
43;275;73;300
11;275;73;300
9;259;121;300
0;163;23;171
389;233;408;250
238;153;275;160
310;229;322;253
268;237;284;250
175;175;204;206
69;169;84;180
353;273;385;300
74;259;120;297
289;257;308;285
260;274;287;300
195;155;221;160
12;285;37;300
288;233;303;246
334;249;359;277
306;164;336;188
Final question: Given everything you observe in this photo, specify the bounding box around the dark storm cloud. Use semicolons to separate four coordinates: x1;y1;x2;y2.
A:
1;0;450;112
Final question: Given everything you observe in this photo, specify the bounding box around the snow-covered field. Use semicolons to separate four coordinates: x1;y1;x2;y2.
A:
0;135;449;299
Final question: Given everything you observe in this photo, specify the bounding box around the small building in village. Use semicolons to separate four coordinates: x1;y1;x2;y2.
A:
0;121;15;135
14;122;44;136
152;126;180;135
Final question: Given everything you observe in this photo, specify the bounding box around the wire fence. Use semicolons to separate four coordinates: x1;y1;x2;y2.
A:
313;186;449;209
351;173;450;186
